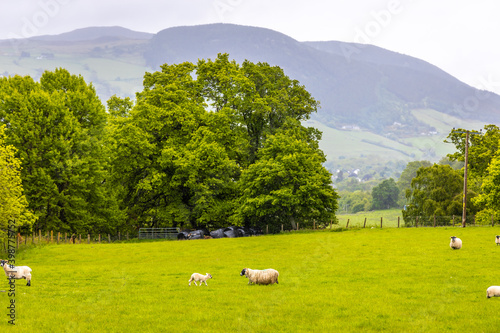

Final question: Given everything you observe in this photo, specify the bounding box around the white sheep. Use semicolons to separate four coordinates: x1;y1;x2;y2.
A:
188;273;212;286
1;259;32;286
450;236;462;250
496;235;500;246
487;286;500;298
240;268;279;285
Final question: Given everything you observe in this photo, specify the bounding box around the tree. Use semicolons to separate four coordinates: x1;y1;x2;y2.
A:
109;54;332;231
397;160;432;205
237;120;338;232
0;69;124;233
0;125;35;241
473;153;500;224
403;164;466;225
371;178;399;210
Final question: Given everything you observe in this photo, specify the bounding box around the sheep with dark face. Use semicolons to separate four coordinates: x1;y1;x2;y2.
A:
1;259;32;286
240;268;279;285
450;236;462;250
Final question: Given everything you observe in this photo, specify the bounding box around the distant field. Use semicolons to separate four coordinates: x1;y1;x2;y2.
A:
2;227;500;332
337;208;403;228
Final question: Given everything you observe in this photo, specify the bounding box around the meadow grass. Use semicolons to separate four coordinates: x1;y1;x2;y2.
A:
337;208;403;227
1;227;500;332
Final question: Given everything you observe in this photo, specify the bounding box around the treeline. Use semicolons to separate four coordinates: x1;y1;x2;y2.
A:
338;125;500;226
0;53;339;239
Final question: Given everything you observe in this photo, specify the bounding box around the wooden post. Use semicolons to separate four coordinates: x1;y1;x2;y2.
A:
380;217;383;228
39;230;41;244
64;233;67;243
398;216;400;228
313;220;316;230
433;215;436;227
297;222;299;231
87;234;90;244
473;215;476;226
452;215;455;227
57;232;60;244
330;219;332;229
108;234;111;243
99;234;101;243
346;219;349;228
363;218;367;228
51;230;53;243
127;232;129;240
118;232;121;241
416;216;418;228
281;224;283;232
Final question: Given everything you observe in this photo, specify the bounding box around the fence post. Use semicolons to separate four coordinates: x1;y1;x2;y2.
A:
266;225;269;234
281;224;283;232
330;219;332;229
380;217;383;229
313;220;316;230
492;215;495;227
363;218;367;228
433;215;436;227
87;234;90;244
127;232;129;240
398;216;400;228
38;230;41;244
79;234;81;244
346;219;349;228
51;230;53;243
297;223;299;231
452;215;455;227
108;234;111;243
473;215;476;226
99;234;101;243
118;232;121;241
416;216;418;228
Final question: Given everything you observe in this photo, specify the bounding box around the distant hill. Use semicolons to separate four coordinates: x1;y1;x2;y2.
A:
1;24;499;176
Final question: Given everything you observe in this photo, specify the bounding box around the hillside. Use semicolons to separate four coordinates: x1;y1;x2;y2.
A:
1;24;498;175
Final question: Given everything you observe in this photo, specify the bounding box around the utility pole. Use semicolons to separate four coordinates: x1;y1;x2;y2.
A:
451;128;482;227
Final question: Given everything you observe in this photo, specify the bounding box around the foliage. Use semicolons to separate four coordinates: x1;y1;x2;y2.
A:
396;160;432;205
337;190;372;214
237;120;338;232
108;54;334;230
0;125;35;242
0;69;125;233
371;178;399;210
403;164;468;225
473;153;500;224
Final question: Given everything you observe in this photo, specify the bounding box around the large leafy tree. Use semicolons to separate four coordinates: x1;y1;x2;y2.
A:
403;164;468;225
109;54;334;230
397;160;432;205
0;69;124;233
237;120;338;232
0;125;35;241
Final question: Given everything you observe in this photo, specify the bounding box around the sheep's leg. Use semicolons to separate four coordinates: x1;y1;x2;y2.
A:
194;281;198;286
204;281;208;286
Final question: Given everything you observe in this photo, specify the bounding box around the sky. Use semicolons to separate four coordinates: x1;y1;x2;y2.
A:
1;0;499;94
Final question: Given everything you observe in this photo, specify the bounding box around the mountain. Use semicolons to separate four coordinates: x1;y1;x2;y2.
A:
1;24;499;174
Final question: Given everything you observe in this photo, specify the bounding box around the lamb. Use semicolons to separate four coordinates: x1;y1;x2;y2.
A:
450;236;462;250
188;273;212;286
486;286;500;298
240;268;279;285
496;235;500;246
0;259;32;286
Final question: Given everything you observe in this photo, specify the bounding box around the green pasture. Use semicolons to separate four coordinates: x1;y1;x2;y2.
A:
337;208;403;228
2;227;500;332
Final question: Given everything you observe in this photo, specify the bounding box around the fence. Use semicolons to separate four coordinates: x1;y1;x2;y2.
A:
138;228;179;240
337;215;500;229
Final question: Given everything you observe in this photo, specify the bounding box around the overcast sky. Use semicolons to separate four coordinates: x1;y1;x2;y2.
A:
1;0;499;94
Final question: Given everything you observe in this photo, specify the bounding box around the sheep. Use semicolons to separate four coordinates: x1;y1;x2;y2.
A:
188;273;212;286
487;286;500;298
0;259;32;286
450;236;462;250
496;235;500;246
240;268;279;285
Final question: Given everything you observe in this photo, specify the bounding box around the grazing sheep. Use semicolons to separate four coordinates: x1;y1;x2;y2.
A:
487;286;500;298
0;259;32;286
496;236;500;246
188;273;212;286
450;236;462;250
240;268;279;285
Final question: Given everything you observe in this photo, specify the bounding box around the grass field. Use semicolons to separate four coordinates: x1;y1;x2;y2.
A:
337;209;404;228
2;227;500;332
